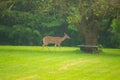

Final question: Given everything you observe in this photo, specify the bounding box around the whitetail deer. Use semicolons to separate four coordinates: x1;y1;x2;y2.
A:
42;33;70;47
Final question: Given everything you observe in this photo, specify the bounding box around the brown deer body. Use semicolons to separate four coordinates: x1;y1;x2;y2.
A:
42;33;70;47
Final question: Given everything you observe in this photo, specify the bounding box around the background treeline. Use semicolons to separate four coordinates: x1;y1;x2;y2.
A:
0;0;119;48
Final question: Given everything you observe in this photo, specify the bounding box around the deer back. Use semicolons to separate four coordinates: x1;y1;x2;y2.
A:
43;36;64;44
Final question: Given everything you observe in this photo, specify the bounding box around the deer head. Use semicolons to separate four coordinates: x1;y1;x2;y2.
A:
64;33;70;39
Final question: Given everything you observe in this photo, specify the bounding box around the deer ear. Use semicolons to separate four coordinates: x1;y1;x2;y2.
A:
64;33;66;35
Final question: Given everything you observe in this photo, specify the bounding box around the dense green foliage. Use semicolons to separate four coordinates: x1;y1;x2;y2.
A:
0;46;120;80
0;0;81;46
99;18;120;48
0;0;119;48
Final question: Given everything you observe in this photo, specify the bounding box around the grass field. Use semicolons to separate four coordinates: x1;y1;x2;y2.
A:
0;46;120;80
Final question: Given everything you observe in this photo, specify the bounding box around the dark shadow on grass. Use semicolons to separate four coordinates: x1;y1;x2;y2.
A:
98;52;120;57
1;48;120;58
73;49;120;58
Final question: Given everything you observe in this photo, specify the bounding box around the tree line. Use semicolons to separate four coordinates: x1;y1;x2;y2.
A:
0;0;119;48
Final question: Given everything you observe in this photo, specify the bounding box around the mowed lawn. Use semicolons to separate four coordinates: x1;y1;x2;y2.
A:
0;46;120;80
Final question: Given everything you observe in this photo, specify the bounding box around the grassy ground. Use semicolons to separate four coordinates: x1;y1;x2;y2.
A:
0;46;120;80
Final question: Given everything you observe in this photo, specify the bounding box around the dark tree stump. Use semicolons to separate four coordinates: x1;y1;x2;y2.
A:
78;45;99;53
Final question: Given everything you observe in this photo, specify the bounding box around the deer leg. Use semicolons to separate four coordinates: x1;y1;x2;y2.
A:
58;44;61;51
42;44;46;51
44;44;50;51
42;43;49;51
55;44;57;47
54;44;57;52
42;44;44;47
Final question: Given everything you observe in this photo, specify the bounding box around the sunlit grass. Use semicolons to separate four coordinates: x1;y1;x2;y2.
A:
0;46;120;80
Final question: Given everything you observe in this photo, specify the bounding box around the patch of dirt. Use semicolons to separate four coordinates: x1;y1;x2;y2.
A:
59;60;86;71
59;59;99;71
16;74;38;80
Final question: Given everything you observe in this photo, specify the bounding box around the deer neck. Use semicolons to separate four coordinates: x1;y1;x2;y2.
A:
61;36;66;41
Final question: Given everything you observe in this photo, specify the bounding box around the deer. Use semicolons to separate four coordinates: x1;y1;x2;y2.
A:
42;33;70;47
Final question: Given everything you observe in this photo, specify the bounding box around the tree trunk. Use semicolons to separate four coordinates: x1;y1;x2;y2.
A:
83;29;98;46
77;23;99;53
83;29;98;53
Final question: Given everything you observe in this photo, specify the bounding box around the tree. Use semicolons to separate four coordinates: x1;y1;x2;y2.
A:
0;0;119;49
0;0;43;45
40;0;119;52
111;19;120;48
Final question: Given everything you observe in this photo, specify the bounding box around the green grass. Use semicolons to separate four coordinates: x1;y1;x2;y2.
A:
0;46;120;80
